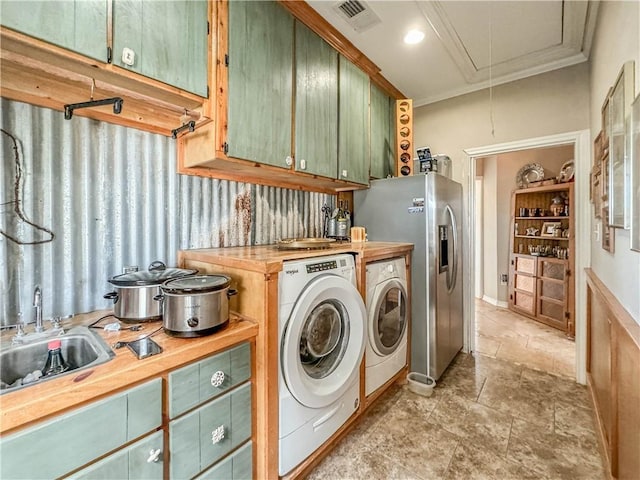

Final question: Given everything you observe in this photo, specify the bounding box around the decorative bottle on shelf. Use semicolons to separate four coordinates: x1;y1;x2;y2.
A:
43;339;69;376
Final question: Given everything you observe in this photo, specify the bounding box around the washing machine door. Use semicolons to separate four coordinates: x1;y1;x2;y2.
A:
369;279;408;356
281;274;365;409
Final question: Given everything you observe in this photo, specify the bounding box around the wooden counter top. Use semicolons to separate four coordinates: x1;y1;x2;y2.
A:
178;241;414;274
0;310;257;435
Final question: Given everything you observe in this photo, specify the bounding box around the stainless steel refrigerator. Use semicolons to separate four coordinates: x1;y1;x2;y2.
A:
354;173;463;380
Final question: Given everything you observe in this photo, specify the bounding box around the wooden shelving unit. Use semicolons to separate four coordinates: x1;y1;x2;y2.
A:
508;183;575;337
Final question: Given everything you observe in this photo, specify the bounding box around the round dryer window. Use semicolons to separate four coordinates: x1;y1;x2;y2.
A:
282;275;366;409
370;279;408;356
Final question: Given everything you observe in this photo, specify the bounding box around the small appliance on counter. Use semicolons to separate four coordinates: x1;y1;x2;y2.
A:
323;201;351;241
104;261;197;323
156;274;237;337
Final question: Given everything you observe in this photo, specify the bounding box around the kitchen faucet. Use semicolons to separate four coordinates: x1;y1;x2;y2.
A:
33;285;43;333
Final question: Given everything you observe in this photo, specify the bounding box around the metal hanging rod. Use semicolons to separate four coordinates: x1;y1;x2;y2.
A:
171;120;196;139
64;97;124;120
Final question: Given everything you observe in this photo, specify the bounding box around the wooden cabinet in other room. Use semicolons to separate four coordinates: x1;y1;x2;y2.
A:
508;183;574;336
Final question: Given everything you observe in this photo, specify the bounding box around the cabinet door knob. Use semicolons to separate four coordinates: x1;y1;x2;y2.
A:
147;448;162;463
211;425;226;444
285;156;293;166
211;370;226;388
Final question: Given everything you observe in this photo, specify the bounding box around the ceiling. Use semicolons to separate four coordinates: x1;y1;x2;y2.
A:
307;0;600;107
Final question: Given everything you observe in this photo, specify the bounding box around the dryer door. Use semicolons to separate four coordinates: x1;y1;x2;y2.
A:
369;279;408;356
281;275;365;409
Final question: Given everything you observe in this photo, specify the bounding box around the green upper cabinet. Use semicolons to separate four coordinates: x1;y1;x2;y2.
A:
294;21;338;178
112;0;208;97
227;0;293;168
0;0;107;61
370;83;395;179
338;55;370;185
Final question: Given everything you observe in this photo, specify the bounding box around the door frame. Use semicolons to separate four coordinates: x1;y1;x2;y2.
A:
464;129;591;384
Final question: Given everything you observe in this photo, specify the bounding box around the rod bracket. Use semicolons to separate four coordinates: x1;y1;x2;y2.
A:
64;97;124;120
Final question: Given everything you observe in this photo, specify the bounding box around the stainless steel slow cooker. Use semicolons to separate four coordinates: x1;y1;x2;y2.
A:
157;275;237;337
104;261;198;323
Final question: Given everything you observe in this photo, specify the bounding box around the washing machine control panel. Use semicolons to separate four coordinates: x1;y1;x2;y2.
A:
306;259;340;273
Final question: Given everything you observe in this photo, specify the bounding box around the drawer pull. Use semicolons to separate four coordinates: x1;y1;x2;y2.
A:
147;448;162;463
211;425;225;444
211;370;226;388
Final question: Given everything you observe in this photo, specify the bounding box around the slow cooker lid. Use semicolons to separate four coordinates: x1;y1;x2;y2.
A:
109;262;197;286
161;275;231;294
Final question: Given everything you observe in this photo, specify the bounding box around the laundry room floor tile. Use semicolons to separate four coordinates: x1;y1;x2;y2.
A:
305;302;605;480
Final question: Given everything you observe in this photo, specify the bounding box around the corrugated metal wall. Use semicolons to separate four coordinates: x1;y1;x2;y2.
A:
0;99;331;326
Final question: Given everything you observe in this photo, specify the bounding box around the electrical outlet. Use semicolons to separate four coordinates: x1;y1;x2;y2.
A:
500;274;508;285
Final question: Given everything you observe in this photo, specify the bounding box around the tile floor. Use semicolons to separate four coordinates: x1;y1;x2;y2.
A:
306;301;605;479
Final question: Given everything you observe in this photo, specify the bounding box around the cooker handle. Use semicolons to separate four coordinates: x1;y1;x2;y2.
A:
104;292;118;303
148;261;166;271
227;289;238;298
153;294;164;302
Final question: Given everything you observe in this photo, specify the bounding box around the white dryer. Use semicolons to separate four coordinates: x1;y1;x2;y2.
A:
365;257;409;397
278;254;366;476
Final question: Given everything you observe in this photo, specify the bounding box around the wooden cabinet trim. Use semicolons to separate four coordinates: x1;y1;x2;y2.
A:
586;268;640;479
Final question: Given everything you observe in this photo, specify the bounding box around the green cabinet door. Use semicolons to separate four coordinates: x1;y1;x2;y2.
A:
227;0;293;168
294;21;338;178
370;83;395;179
0;0;107;61
69;431;164;480
338;55;370;185
112;0;208;96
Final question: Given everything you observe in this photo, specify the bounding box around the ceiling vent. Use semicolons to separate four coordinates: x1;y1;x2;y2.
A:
332;0;381;32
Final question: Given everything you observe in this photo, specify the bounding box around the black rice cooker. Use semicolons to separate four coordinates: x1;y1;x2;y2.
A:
156;275;237;337
104;261;198;323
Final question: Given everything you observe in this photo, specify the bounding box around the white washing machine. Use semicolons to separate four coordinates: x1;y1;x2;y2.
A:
365;257;409;397
278;254;366;476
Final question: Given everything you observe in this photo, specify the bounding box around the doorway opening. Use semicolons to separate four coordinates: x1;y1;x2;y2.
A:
464;130;591;384
473;144;576;376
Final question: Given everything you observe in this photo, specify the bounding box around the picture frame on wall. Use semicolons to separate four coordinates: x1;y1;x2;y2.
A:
631;93;640;252
608;61;635;228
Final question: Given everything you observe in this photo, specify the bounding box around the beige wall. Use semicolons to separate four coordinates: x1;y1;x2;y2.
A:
589;0;640;322
480;146;573;304
413;62;590;186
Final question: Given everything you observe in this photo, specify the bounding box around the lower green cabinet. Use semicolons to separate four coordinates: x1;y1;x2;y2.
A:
68;431;163;480
1;343;254;479
195;441;253;480
0;379;161;479
170;382;252;479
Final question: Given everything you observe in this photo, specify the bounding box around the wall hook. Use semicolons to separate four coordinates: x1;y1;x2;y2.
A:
171;120;196;139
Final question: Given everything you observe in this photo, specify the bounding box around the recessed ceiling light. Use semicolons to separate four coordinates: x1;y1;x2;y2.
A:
404;29;425;45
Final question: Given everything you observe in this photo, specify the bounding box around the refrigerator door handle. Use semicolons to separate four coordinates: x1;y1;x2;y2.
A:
445;204;458;293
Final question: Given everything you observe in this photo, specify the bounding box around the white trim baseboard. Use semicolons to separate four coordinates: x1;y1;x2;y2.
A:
481;295;509;309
